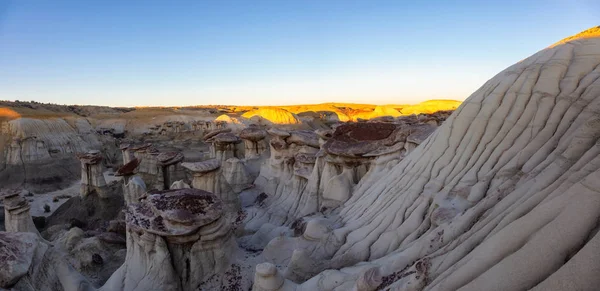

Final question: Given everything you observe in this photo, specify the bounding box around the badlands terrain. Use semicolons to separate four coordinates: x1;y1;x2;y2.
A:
1;25;600;291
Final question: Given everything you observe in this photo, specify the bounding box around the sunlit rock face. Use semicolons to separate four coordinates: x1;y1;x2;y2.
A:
241;108;301;125
0;117;101;192
100;188;237;291
78;150;108;198
249;27;600;291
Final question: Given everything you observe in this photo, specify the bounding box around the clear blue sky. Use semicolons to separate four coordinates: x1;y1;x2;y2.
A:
0;1;597;107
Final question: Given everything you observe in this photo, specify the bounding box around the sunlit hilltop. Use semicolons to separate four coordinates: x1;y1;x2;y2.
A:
550;25;600;47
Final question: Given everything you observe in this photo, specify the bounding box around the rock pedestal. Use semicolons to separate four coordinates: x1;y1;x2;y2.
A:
77;150;108;198
115;158;146;205
206;132;242;162
101;188;237;291
2;191;39;234
119;143;134;165
156;151;185;190
240;126;269;160
181;159;240;215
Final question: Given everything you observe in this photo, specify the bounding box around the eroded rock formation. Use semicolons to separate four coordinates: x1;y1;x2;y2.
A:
2;190;38;234
115;158;146;205
249;26;600;291
77;150;108;198
100;188;237;290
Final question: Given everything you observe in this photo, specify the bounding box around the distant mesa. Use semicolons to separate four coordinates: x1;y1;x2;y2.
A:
241;107;301;124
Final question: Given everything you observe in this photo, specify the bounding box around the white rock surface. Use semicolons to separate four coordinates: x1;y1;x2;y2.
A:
252;27;600;291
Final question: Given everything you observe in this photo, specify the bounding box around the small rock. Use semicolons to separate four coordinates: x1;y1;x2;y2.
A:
43;204;51;213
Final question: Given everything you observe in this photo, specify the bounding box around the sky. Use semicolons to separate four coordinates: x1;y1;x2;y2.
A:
0;1;598;107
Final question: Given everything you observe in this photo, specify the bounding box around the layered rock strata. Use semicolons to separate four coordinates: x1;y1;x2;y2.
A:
155;151;185;190
115;158;146;205
181;159;240;215
77;150;108;198
2;191;39;234
206;132;243;162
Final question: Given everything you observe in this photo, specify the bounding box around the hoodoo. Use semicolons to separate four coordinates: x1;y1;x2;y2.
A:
156;151;185;190
2;190;38;234
77;150;108;198
100;188;237;291
115;158;146;205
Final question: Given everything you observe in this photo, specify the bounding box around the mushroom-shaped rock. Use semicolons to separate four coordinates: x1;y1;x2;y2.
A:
119;143;134;164
287;130;320;148
182;159;239;215
3;190;39;234
126;189;224;238
181;159;221;174
130;144;161;176
240;126;269;160
116;159;146;205
156;151;186;190
77;151;108;198
157;151;183;167
107;188;237;290
203;128;232;141
208;132;242;162
240;126;268;142
212;132;242;144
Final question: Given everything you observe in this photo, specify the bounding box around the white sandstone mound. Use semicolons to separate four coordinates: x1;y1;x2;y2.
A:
242;108;301;125
249;26;600;291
